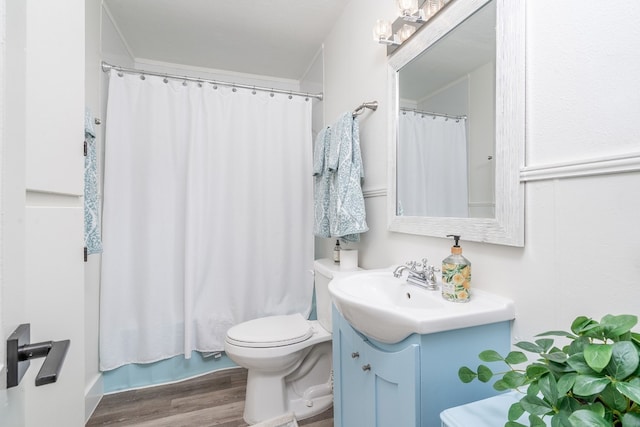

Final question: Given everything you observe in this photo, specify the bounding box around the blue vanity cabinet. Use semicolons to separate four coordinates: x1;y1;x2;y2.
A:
332;306;511;427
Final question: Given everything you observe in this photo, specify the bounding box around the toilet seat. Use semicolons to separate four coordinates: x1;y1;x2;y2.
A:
226;313;313;348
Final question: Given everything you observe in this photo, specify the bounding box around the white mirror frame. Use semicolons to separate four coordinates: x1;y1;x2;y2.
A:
387;0;525;246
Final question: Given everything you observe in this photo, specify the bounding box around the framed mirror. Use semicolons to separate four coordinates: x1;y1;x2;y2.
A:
387;0;524;246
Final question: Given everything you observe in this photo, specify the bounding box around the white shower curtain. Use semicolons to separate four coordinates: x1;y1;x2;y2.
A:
100;71;314;371
397;112;469;217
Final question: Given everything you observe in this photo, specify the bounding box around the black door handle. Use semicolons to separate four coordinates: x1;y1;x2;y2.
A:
7;324;70;388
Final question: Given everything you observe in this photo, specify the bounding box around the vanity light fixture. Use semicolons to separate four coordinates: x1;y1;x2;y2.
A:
374;0;452;47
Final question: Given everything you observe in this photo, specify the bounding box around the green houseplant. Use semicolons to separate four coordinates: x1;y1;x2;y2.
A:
458;314;640;427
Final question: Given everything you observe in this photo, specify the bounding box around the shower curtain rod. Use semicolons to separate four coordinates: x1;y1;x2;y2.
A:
400;107;467;121
101;61;324;101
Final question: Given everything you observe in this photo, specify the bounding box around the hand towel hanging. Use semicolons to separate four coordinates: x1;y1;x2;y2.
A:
327;112;368;242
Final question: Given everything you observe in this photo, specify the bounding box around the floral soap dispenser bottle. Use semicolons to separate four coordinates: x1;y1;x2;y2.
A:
441;234;471;303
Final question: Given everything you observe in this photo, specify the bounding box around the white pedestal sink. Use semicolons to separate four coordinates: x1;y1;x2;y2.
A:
328;268;515;344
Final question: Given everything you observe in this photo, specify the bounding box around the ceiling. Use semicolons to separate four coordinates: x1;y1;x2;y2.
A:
103;0;350;81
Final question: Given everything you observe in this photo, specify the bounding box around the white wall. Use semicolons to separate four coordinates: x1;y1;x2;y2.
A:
321;0;640;343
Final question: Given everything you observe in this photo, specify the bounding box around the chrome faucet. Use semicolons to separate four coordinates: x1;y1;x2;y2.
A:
393;259;440;291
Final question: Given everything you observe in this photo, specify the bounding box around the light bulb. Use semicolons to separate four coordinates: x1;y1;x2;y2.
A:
396;0;418;17
372;19;392;41
424;0;442;18
397;24;416;42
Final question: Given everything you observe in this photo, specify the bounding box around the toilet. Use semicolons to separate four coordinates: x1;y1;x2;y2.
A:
224;258;341;425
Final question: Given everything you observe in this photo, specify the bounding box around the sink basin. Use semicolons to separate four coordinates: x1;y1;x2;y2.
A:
328;268;515;344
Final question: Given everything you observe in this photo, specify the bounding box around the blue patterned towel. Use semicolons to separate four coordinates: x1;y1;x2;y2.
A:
327;113;367;242
313;127;332;238
85;108;103;254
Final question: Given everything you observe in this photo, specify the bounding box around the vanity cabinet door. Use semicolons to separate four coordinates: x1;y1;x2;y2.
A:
333;312;375;427
366;341;420;426
333;307;421;427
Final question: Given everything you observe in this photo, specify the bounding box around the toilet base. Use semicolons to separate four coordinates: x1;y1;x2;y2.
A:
287;389;333;421
243;374;333;425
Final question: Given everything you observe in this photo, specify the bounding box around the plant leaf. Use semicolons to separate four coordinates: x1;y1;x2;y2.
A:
516;341;544;353
505;351;529;365
508;401;525;421
535;338;555;352
571;316;595;335
505;422;528;427
557;395;583;413
526;363;550;380
479;349;504;362
556;372;577;396
606;341;639;380
538;373;559;405
573;374;610;397
536;330;576;339
568;336;590;356
567;353;597;375
615;380;640;403
622;412;640;427
519;395;553;416
599;383;628;412
529;414;548;427
493;379;511;391
600;314;638;338
477;365;493;383
458;366;477;383
584;343;613;373
550;411;573;427
503;371;527;388
542;351;568;364
568;409;610;427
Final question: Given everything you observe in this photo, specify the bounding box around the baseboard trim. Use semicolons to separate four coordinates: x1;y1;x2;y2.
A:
85;373;104;423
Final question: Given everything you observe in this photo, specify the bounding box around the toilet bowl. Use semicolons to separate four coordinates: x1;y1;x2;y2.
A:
224;259;341;425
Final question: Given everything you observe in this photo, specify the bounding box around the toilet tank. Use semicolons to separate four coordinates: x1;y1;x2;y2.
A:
313;258;343;333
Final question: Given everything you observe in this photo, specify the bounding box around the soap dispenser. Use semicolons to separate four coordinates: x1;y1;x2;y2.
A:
442;235;471;303
333;240;341;264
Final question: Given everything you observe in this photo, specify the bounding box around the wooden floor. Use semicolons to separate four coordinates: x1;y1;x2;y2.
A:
86;368;333;427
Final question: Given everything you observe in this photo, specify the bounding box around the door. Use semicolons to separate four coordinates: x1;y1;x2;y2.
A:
1;0;86;425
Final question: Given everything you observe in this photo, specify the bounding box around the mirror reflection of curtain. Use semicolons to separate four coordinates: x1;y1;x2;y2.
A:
397;112;468;217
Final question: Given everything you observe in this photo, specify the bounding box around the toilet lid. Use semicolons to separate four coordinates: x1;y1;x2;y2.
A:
226;313;313;348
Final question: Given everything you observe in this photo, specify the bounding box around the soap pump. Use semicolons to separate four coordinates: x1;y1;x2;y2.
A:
441;234;471;303
333;240;341;264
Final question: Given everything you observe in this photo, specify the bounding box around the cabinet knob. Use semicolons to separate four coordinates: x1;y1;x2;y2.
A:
351;352;359;359
362;364;371;371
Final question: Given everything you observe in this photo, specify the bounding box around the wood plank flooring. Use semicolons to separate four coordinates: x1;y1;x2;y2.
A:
86;368;333;427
